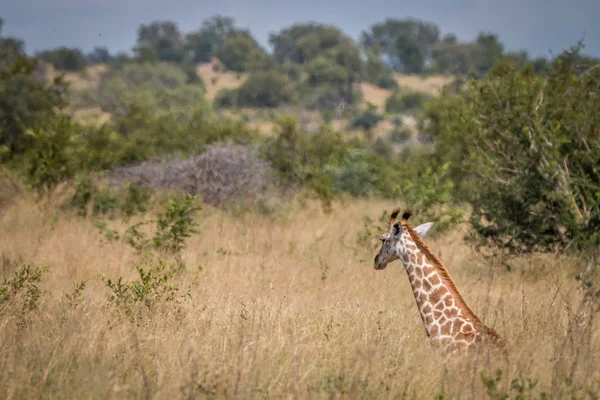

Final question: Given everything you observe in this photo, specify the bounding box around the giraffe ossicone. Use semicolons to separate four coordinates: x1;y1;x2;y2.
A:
374;208;504;353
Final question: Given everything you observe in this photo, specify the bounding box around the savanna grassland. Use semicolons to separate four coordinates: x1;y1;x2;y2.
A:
2;11;600;400
1;187;598;399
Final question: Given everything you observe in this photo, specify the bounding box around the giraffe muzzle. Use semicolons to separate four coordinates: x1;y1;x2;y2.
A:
374;255;388;270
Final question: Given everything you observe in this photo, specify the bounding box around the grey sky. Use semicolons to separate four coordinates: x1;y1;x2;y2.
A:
2;0;599;58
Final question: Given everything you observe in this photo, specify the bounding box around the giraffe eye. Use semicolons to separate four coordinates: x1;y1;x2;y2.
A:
380;236;385;242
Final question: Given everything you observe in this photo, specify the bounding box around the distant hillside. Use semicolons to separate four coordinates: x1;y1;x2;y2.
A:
58;59;451;113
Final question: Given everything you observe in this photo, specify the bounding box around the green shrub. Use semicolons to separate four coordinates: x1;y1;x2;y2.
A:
350;107;383;130
36;47;87;71
216;32;267;72
70;175;151;219
375;75;399;90
0;262;46;312
394;153;464;234
86;62;205;119
389;128;412;144
122;183;152;218
235;71;295;108
22;116;77;191
422;44;600;253
262;116;401;199
262;116;346;187
301;84;362;110
324;148;382;197
0;50;69;159
70;174;96;216
385;90;431;113
72;123;126;171
364;52;399;90
213;88;238;108
92;188;119;218
114;195;202;255
101;258;180;317
179;61;205;86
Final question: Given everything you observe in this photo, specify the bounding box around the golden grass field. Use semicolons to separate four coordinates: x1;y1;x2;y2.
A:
1;185;599;399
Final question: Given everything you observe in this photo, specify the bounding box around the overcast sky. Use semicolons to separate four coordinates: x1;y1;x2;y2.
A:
2;0;599;58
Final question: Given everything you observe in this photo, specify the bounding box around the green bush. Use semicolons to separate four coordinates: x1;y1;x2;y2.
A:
421;45;600;253
350;107;383;130
389;128;412;144
92;188;119;218
393;153;464;234
236;71;295;108
36;47;87;71
101;258;180;318
262;116;345;187
0;262;46;312
122;183;152;218
70;176;151;219
385;90;431;113
324;148;383;197
87;62;205;118
102;194;202;256
364;52;399;90
213;88;238;108
70;174;96;216
216;32;267;72
262;116;401;200
22;116;78;191
0;49;69;158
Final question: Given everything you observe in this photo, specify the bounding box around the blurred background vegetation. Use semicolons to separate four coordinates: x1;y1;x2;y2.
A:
1;14;599;256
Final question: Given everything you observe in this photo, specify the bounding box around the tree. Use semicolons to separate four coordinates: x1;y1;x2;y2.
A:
269;23;349;64
36;47;88;71
269;23;365;108
236;71;295;107
505;50;529;67
422;45;600;253
430;41;473;74
304;55;362;109
361;18;440;73
87;47;113;63
134;21;185;62
0;23;69;158
394;34;425;73
385;90;431;113
92;62;204;118
471;33;504;74
185;15;236;62
364;50;398;89
216;32;266;72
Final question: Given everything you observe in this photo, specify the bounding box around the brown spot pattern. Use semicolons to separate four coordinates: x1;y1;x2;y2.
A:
440;321;452;335
423;280;432;291
444;308;458;318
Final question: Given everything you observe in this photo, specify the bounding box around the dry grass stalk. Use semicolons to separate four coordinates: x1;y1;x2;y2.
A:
0;194;598;399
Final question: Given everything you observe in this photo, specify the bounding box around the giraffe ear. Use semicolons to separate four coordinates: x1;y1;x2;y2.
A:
415;222;434;238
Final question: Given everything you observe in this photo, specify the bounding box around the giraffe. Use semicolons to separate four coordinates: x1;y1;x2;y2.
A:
373;208;504;353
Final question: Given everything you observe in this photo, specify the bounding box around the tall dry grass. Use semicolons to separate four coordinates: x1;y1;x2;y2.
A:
0;190;598;399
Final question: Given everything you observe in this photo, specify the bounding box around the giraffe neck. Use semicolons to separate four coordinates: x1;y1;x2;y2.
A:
398;234;482;351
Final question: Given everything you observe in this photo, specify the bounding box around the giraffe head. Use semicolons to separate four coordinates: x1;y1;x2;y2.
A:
373;209;434;270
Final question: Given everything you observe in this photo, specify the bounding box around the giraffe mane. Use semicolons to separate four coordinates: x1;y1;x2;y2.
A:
402;222;494;336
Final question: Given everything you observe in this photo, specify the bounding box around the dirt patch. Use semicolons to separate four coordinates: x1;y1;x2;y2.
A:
196;59;247;101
